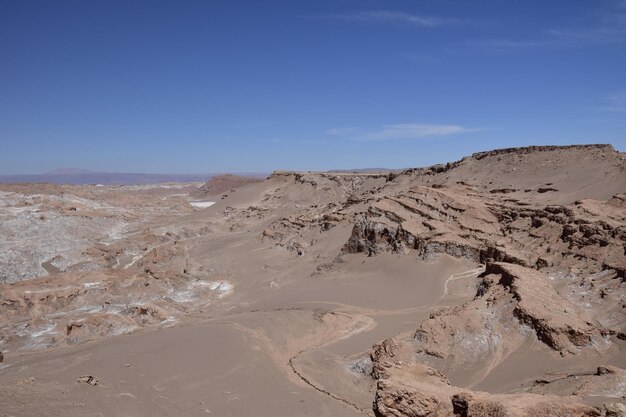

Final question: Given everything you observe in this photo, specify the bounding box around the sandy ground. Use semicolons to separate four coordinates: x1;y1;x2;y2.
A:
1;145;624;416
0;252;473;417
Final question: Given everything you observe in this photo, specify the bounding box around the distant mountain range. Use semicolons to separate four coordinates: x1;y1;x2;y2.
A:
0;168;267;185
43;168;101;175
0;166;405;185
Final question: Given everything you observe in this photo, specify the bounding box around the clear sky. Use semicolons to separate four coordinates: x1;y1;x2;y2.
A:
1;0;625;174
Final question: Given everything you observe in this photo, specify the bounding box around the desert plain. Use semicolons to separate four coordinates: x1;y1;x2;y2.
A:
0;144;625;417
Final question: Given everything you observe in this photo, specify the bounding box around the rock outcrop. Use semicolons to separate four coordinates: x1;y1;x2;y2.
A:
343;185;625;276
373;362;608;417
194;174;264;198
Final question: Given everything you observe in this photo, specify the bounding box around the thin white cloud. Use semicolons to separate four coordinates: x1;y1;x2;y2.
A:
464;39;545;51
327;123;478;141
548;26;626;45
320;11;458;27
549;0;626;44
463;2;626;54
463;29;624;54
600;90;626;113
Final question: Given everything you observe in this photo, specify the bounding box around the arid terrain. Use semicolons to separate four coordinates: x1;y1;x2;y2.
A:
0;145;625;417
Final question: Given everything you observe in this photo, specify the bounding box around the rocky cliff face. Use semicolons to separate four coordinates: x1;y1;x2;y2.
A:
343;186;625;272
372;361;624;417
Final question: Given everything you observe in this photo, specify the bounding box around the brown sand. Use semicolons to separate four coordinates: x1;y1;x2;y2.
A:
1;144;624;416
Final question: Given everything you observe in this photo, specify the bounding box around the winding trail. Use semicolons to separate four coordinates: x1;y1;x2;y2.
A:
288;351;371;415
442;265;485;298
212;309;376;415
218;266;486;415
281;266;487;413
284;311;375;415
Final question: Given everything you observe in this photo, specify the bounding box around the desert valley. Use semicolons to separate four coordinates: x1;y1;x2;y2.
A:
0;144;625;417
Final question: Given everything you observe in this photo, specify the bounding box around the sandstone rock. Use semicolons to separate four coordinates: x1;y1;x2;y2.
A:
604;403;626;417
77;375;99;386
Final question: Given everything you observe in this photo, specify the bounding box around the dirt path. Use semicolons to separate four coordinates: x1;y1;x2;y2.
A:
442;265;485;298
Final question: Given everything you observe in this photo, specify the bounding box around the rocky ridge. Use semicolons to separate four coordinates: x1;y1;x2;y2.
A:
263;145;626;415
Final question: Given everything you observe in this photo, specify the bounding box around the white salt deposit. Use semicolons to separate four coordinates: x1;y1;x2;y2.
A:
189;201;215;208
124;254;142;269
208;281;233;297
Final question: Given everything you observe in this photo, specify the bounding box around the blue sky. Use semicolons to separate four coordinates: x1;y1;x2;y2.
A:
1;0;625;174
